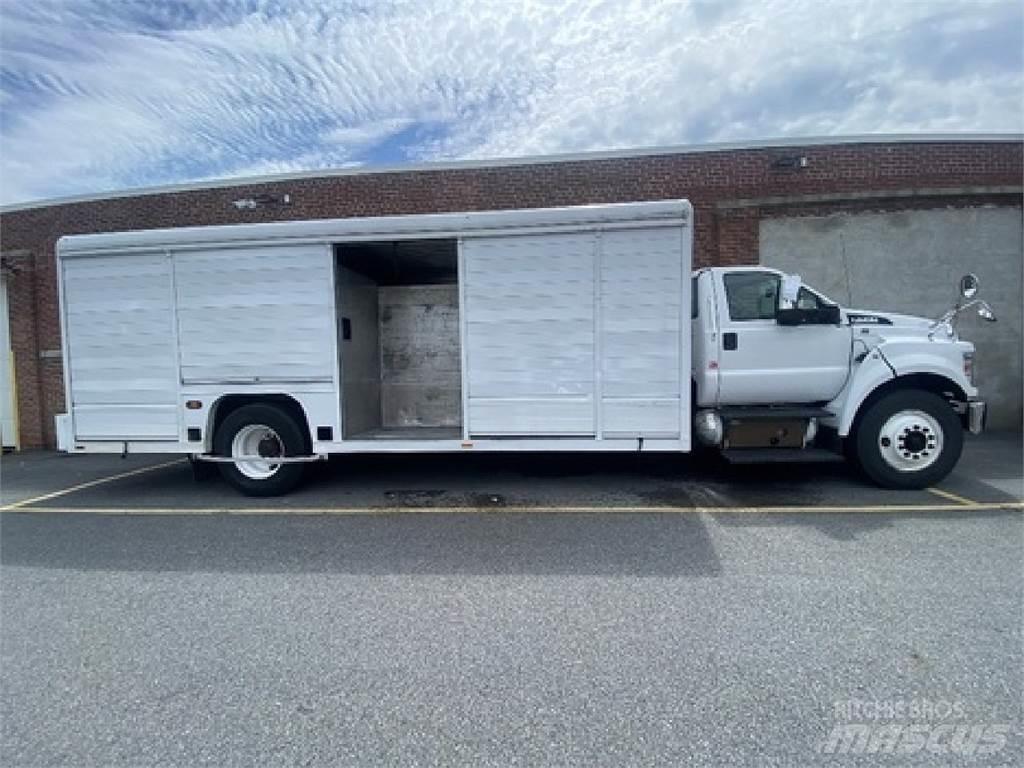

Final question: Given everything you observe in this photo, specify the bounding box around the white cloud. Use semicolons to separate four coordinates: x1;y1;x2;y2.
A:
0;0;1020;205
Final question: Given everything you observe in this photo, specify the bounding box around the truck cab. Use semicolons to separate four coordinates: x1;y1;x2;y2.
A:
691;267;992;489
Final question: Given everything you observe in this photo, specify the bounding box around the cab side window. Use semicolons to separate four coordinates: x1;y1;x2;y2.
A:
723;272;780;321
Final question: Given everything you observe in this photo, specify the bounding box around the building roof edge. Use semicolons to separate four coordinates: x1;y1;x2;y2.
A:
2;132;1020;214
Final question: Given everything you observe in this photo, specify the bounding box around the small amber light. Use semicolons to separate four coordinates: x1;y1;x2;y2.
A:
185;400;202;410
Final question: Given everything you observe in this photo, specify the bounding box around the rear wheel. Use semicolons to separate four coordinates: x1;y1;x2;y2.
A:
214;403;308;496
853;390;962;489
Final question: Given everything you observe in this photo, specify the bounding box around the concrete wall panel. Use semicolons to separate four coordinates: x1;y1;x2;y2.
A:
760;206;1023;429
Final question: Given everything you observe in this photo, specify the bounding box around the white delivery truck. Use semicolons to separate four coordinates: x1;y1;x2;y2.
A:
55;200;994;495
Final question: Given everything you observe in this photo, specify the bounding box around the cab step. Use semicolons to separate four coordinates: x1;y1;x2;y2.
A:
722;448;844;464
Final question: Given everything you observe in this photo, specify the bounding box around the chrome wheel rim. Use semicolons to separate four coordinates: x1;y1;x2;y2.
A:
878;410;943;473
231;424;283;480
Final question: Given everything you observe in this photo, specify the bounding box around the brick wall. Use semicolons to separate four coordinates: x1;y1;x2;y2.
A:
1;138;1021;448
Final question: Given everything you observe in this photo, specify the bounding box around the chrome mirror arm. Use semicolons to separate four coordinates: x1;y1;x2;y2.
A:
928;298;996;338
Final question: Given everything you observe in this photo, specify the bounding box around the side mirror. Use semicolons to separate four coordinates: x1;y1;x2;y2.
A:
776;304;841;326
960;273;979;300
776;308;803;326
821;303;842;325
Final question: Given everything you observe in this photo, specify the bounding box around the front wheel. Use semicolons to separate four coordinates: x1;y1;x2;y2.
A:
214;403;308;496
853;390;963;489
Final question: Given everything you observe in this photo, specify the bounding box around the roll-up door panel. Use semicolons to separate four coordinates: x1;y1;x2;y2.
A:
599;228;684;437
463;233;596;435
174;245;334;383
63;253;179;440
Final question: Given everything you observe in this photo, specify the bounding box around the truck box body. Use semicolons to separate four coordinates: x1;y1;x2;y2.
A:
57;200;693;455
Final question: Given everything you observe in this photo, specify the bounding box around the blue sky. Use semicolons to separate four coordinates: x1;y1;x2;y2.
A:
1;0;1021;205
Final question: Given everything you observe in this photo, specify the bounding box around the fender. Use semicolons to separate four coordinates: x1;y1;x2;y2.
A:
879;340;975;397
830;340;974;436
829;351;894;436
198;390;337;453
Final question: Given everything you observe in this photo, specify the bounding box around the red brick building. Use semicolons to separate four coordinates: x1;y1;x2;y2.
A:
2;135;1021;449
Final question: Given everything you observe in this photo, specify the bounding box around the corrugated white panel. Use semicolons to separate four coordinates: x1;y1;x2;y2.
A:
463;233;596;435
63;253;179;439
600;228;683;436
469;399;594;435
175;246;334;383
73;405;178;439
602;400;680;437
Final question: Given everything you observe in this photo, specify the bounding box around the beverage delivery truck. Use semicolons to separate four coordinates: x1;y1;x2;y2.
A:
54;200;994;495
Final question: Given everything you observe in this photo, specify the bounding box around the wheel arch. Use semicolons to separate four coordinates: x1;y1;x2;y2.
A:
208;394;313;455
845;372;968;441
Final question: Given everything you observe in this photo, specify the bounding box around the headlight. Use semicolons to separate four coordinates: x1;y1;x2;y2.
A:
963;352;975;385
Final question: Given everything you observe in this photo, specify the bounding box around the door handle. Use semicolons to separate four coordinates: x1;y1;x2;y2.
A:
723;332;738;351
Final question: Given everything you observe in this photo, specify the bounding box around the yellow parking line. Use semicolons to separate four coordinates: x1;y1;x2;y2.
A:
927;487;978;506
0;459;186;511
2;501;1021;516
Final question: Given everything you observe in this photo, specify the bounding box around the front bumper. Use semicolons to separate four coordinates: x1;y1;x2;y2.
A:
967;400;986;435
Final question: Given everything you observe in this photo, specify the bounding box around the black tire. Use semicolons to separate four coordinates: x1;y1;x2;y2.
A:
853;390;963;490
214;403;308;496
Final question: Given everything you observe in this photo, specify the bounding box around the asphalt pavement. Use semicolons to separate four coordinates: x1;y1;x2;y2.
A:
1;434;1021;766
1;433;1021;514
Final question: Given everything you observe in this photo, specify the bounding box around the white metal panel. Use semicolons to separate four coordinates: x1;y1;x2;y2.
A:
602;400;680;437
62;252;179;439
73;405;178;439
58;201;690;255
469;399;594;436
691;270;720;407
463;233;596;435
174;245;335;383
599;227;684;436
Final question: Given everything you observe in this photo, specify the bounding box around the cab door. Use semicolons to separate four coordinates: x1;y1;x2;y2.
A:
714;269;851;405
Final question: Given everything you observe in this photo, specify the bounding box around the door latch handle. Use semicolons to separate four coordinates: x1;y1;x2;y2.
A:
723;332;738;351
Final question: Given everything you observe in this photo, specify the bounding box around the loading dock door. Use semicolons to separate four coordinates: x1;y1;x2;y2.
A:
0;274;17;449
